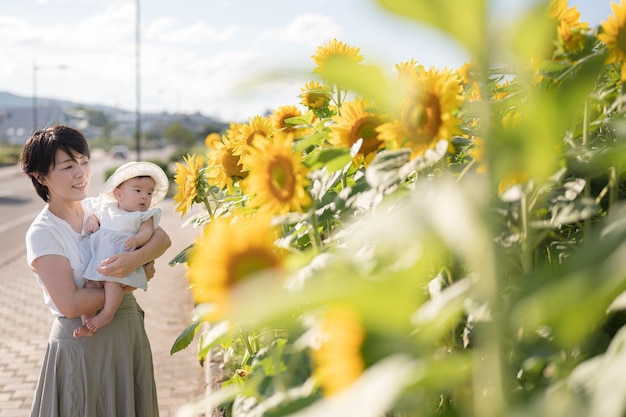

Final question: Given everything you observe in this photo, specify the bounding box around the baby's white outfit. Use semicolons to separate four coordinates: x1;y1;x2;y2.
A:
81;200;161;290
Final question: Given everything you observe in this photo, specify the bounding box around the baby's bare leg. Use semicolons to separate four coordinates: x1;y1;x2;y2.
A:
73;280;102;338
84;281;125;332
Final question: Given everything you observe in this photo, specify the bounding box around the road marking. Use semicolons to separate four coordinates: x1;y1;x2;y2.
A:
0;210;41;234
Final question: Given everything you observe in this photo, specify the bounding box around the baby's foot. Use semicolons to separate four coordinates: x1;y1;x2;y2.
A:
73;324;94;338
84;313;112;333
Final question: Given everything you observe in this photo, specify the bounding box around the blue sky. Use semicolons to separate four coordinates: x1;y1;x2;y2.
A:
0;0;616;122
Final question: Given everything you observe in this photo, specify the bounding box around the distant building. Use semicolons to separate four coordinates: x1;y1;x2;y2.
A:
0;106;90;144
0;91;227;146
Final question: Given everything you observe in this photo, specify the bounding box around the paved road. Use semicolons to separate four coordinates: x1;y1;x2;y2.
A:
0;189;207;416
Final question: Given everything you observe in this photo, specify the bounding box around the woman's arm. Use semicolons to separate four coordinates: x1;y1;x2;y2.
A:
96;226;171;278
32;254;105;318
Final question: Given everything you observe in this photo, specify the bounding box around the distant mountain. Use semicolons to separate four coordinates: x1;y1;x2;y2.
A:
0;90;228;145
0;92;34;108
0;91;126;113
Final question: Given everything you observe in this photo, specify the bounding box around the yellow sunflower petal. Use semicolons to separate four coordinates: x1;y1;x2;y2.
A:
206;136;247;192
311;39;363;73
377;67;463;159
599;0;626;71
243;132;311;215
187;214;285;320
300;81;332;110
329;97;387;164
312;305;365;397
173;154;205;218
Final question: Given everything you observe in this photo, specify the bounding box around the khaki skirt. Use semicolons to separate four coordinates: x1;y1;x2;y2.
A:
30;294;159;417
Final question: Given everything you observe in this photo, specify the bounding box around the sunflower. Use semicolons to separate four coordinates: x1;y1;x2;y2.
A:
173;154;205;218
206;135;247;192
456;61;474;85
311;38;364;73
300;81;333;111
204;132;221;148
232;115;274;162
270;104;308;138
491;80;514;102
599;0;626;81
498;171;530;196
224;121;244;141
456;61;481;101
243;131;311;215
329;97;387;165
463;81;481;102
548;0;589;53
468;137;487;174
377;67;463;159
395;58;423;80
311;305;365;397
187;214;285;319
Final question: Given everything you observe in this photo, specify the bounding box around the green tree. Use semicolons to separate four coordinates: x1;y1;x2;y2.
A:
163;121;196;148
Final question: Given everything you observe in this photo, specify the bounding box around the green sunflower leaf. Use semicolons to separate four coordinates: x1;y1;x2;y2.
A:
168;243;193;266
170;319;202;355
304;147;352;172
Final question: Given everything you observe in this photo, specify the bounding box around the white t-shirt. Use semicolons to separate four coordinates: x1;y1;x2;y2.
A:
25;198;97;317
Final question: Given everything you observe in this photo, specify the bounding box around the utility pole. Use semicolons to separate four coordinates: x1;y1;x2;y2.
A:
135;0;141;161
32;62;66;130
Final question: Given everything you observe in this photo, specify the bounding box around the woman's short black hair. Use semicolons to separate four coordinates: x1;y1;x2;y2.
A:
20;125;91;202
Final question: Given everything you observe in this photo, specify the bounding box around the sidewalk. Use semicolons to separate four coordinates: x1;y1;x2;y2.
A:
0;198;206;417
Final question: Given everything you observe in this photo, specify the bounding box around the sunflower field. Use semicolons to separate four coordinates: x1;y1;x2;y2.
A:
169;0;626;416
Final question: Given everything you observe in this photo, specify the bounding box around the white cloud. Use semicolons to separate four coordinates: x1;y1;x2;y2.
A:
0;16;33;45
258;13;341;46
0;0;487;122
144;18;241;44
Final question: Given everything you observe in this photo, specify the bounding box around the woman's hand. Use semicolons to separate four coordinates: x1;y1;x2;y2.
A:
96;226;169;278
97;254;157;280
96;252;136;278
144;260;156;281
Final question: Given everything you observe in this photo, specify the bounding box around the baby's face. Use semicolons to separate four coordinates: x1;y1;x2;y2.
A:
114;176;156;212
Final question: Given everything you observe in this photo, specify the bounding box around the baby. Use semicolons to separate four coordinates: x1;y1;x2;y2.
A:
74;161;169;337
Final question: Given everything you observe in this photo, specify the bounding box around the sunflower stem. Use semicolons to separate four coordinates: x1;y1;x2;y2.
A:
335;86;343;114
239;330;256;358
520;191;531;273
609;165;618;213
582;99;591;240
202;196;214;219
456;158;476;182
309;214;323;253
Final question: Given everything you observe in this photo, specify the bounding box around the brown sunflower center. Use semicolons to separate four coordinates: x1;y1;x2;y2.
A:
306;92;329;109
280;115;298;133
222;149;244;178
229;249;276;284
417;93;442;140
351;116;383;155
268;156;295;201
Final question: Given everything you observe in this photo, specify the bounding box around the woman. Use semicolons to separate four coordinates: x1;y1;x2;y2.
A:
21;125;170;416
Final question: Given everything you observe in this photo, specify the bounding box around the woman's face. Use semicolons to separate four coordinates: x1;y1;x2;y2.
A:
41;149;91;203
